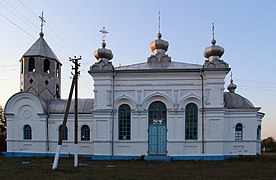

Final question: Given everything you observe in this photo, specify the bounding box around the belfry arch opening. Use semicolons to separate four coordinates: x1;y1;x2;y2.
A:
44;59;50;73
28;57;35;72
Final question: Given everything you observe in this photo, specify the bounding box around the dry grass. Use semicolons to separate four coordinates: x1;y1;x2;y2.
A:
0;153;276;179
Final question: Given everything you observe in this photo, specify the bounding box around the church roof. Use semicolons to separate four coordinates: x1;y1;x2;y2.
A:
48;98;93;114
224;92;254;109
23;36;61;64
115;61;202;71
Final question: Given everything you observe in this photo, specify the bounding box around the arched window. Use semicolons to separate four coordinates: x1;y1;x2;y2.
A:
23;125;32;140
235;123;243;140
44;59;50;73
21;60;23;74
185;103;198;140
81;125;90;141
56;84;60;99
28;57;35;72
118;104;131;140
149;101;167;125
257;125;261;141
56;63;60;77
59;125;68;140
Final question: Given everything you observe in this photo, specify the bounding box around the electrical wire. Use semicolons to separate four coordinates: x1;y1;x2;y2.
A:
0;12;36;40
16;0;81;56
2;0;38;31
0;0;81;63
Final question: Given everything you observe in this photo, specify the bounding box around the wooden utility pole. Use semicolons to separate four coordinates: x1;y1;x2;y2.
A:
52;56;81;170
52;76;75;170
70;56;81;167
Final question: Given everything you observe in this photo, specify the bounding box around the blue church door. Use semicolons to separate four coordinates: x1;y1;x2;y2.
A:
148;101;167;155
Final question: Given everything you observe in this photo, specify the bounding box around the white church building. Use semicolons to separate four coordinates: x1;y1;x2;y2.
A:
4;26;264;160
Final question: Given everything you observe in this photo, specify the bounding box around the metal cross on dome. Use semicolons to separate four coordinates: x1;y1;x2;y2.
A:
100;27;108;42
39;12;46;34
212;22;215;40
158;11;161;34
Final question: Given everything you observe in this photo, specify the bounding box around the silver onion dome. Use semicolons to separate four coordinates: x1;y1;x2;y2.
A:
94;41;113;61
203;38;224;59
150;33;169;55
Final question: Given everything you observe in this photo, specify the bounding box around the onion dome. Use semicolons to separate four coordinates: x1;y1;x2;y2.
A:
94;41;113;61
150;33;169;55
227;78;237;93
93;27;113;63
224;75;254;109
203;38;224;59
204;23;224;60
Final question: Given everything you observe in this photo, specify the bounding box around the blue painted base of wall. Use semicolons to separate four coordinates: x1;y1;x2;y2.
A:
4;152;240;161
171;155;240;161
4;152;91;158
91;155;141;161
144;156;172;161
91;155;240;161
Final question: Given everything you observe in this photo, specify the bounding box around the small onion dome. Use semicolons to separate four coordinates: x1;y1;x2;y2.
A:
203;39;224;59
227;79;237;93
94;41;113;61
150;33;169;52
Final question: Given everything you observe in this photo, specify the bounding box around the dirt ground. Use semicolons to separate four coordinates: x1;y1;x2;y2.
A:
0;153;276;179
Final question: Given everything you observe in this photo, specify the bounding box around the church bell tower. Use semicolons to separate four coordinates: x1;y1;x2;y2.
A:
20;12;62;101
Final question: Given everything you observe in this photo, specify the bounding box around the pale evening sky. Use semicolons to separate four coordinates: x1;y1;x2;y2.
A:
0;0;275;138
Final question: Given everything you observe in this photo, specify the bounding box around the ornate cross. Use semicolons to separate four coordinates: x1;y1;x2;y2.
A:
158;11;161;34
212;22;215;40
100;27;108;42
39;12;46;34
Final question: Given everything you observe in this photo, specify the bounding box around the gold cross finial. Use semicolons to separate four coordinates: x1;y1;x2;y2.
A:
39;12;46;36
100;27;108;42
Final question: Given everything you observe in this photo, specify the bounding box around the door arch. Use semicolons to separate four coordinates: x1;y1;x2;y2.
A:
148;101;167;155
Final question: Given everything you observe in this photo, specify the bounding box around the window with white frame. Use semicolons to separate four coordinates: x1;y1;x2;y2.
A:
118;104;131;140
81;125;90;141
59;125;68;140
185;103;198;140
23;124;32;140
235;123;243;140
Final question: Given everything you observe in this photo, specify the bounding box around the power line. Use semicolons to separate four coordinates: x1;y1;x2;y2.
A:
16;0;37;18
16;0;81;56
0;1;37;35
45;25;80;55
0;68;18;71
2;0;38;31
0;1;73;61
0;77;19;80
0;12;36;39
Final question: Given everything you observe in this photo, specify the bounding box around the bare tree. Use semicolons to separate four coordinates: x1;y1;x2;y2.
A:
0;105;7;152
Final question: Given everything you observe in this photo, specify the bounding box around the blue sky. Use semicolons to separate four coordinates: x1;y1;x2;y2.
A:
0;0;275;138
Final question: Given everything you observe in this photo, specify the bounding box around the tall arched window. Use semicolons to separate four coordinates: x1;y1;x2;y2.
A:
118;104;131;140
28;57;35;72
23;125;32;140
44;59;50;73
149;101;167;125
235;123;243;140
257;125;261;141
59;125;68;140
81;125;90;141
185;103;198;140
